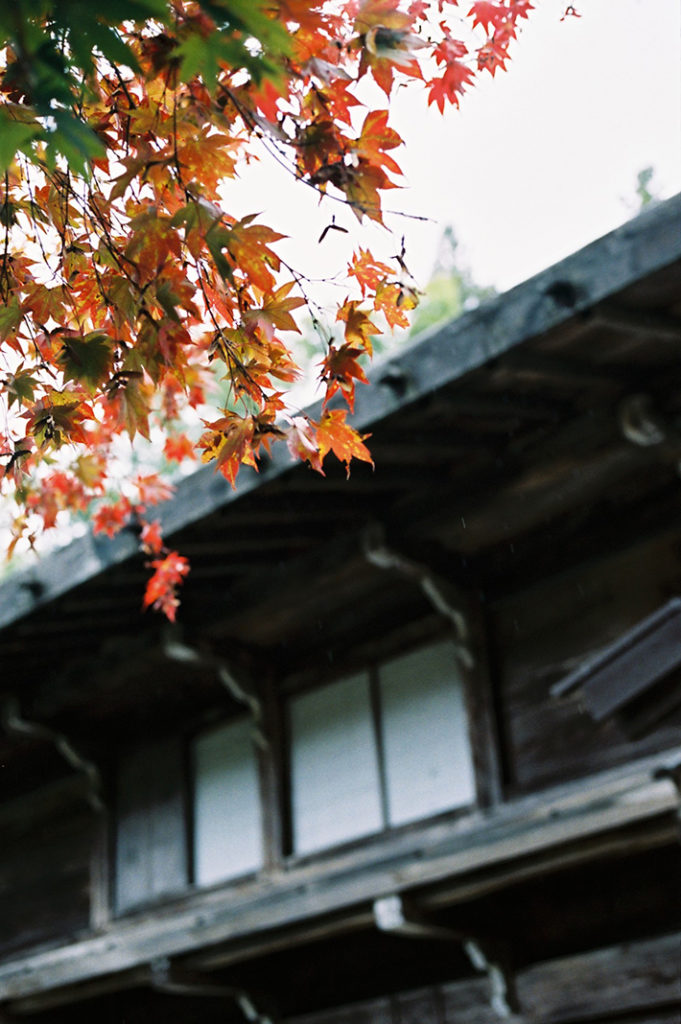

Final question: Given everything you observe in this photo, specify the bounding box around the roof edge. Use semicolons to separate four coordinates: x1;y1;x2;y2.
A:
1;195;680;632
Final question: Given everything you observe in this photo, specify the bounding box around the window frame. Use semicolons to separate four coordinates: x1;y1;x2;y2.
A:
112;621;500;910
282;636;481;862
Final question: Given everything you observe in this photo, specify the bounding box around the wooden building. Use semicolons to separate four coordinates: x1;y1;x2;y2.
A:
1;196;680;1023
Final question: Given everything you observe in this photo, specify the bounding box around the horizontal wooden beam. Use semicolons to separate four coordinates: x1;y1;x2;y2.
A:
1;749;678;1010
591;302;681;341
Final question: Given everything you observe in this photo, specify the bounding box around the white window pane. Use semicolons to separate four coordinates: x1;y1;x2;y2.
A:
380;641;476;827
289;672;382;855
193;718;263;886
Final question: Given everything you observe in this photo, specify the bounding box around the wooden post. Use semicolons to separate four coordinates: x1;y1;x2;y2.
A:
257;675;286;872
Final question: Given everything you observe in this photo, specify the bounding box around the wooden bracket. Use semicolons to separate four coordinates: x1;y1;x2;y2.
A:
362;525;474;668
162;629;266;747
0;696;103;813
373;895;520;1017
149;958;275;1023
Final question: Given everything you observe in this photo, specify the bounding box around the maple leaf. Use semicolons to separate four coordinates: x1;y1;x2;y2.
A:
24;390;96;448
105;372;153;441
468;2;509;34
428;58;476;112
58;332;114;394
242;282;306;342
0;299;23;346
353;109;404;178
353;0;425;96
74;453;106;489
134;472;174;507
199;412;258;488
93;498;133;539
225;215;286;293
320;343;369;412
337;300;380;354
5;367;38;409
143;550;190;622
164;434;197;463
316;408;373;478
348;249;393;296
285;415;324;474
371;281;411;329
140;519;164;555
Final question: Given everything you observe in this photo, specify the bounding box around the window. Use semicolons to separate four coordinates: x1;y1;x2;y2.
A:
192;717;264;886
288;639;475;856
114;638;477;910
289;671;383;855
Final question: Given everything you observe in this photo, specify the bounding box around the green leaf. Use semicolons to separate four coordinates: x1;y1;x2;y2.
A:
58;333;114;393
47;110;106;175
176;0;290;86
205;225;235;284
0;109;42;174
5;368;38;409
155;281;182;323
0;298;23;338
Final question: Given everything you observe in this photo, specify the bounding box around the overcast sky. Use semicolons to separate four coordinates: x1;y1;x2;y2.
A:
226;0;681;297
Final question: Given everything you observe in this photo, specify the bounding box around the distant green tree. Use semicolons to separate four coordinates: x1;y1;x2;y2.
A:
409;226;496;338
635;167;660;211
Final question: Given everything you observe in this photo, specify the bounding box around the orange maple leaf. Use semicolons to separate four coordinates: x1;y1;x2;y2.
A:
143;550;190;622
348;248;393;296
140;519;164;555
199;412;258;488
316;408;373;477
285;415;324;473
337;300;380;353
321;343;369;413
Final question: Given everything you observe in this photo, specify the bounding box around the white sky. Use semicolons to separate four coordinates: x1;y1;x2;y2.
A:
225;0;681;297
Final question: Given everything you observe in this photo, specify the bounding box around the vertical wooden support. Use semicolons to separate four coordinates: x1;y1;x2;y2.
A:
257;675;286;872
459;594;504;809
89;810;110;931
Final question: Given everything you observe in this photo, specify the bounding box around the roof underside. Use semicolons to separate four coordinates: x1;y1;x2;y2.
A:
1;196;680;791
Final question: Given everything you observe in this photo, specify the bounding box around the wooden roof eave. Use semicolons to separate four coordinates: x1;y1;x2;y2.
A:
0;194;680;636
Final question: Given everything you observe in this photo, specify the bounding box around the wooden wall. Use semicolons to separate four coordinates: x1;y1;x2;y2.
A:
492;529;681;791
0;781;96;959
285;932;680;1024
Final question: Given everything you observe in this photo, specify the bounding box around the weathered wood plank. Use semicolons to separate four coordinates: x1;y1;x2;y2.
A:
285;932;681;1024
493;530;681;790
1;752;677;1005
0;803;94;959
459;598;504;807
516;930;681;1022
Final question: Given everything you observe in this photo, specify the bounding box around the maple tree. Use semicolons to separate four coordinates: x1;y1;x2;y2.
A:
0;0;540;618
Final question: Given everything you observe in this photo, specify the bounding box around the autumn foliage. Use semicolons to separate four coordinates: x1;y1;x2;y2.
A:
0;0;537;617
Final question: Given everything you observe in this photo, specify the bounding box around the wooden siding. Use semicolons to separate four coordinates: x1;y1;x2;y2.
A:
286;932;680;1024
0;786;95;959
115;736;188;913
494;529;681;790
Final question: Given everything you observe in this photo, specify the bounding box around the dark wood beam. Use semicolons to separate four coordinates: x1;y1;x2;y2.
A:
591;302;681;341
0;751;676;1006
